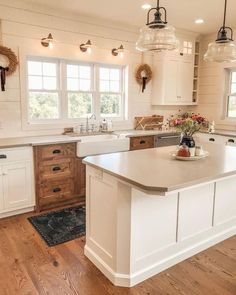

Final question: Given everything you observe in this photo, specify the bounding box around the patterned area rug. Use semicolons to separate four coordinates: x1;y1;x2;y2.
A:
28;206;85;246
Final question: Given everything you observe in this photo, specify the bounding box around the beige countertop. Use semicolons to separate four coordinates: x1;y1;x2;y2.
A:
83;143;236;193
201;129;236;138
114;129;179;137
0;135;83;149
0;130;179;149
0;128;235;149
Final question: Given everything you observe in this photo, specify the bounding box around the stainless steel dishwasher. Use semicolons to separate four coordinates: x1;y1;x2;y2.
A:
155;134;181;147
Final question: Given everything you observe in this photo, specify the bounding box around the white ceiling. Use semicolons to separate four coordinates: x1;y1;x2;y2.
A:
24;0;236;35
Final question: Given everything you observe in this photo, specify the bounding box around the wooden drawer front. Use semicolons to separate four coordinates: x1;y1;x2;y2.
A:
39;179;74;202
37;143;76;160
130;136;154;150
39;159;74;180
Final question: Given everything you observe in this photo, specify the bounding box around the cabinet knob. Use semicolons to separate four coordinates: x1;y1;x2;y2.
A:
140;140;146;144
209;138;215;142
0;155;7;159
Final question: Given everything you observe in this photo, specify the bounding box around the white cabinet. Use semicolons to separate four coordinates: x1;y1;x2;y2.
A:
0;147;35;218
195;133;235;145
0;168;3;212
152;55;194;105
151;37;196;106
2;162;32;210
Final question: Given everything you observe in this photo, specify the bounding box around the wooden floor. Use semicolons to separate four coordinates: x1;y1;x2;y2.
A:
0;212;235;295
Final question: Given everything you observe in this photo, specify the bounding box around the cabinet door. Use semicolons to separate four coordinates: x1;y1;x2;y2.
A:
164;59;179;103
2;161;33;210
0;169;3;211
177;60;194;104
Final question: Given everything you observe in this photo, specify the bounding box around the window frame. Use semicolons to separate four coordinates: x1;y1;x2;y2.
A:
225;69;236;119
26;57;126;125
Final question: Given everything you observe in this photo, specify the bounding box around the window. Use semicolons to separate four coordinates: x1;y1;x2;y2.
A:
99;67;123;118
226;70;236;118
66;64;93;118
183;41;193;55
27;60;59;120
26;58;126;123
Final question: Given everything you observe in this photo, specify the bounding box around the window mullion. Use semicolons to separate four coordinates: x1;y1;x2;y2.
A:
60;60;67;120
94;64;100;121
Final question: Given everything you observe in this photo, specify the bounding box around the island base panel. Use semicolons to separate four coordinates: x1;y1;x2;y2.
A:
85;166;236;287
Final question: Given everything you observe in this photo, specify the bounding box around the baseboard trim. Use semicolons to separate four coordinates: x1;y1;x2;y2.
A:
0;206;35;219
85;226;236;287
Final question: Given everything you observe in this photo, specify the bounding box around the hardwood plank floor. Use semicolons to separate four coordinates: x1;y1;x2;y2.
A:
0;211;235;295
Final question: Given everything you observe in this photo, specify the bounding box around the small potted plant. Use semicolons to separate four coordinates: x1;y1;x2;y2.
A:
169;111;209;148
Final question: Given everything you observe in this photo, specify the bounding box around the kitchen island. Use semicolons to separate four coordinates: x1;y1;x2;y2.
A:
83;144;236;287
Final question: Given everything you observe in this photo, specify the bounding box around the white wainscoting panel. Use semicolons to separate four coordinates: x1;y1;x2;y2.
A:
214;176;236;226
178;183;215;241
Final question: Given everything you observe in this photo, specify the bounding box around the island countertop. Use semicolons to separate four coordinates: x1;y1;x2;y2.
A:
83;143;236;193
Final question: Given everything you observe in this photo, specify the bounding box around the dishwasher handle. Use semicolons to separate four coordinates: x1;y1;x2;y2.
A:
157;135;180;139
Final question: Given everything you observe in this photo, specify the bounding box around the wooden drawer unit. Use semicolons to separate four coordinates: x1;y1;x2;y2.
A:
34;143;84;212
130;136;155;150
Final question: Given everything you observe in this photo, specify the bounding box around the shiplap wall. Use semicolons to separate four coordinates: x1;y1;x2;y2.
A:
197;32;236;130
0;0;193;138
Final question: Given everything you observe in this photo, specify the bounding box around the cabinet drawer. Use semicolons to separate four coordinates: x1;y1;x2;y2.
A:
130;136;155;150
39;178;75;200
39;158;74;180
0;147;32;163
36;143;76;160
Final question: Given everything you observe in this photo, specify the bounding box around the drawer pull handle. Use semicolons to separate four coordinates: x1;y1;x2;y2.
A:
0;154;7;159
209;138;215;142
53;187;61;193
53;166;61;172
53;149;61;154
228;139;235;143
140;140;146;144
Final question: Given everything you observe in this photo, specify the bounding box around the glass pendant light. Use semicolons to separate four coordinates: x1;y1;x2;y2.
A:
136;0;179;52
204;0;236;63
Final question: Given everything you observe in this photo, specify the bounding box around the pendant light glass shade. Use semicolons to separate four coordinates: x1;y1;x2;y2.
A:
204;41;236;63
204;0;236;63
136;0;178;52
136;24;179;52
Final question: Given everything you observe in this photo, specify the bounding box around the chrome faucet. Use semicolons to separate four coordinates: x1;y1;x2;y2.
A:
86;113;97;132
90;113;96;120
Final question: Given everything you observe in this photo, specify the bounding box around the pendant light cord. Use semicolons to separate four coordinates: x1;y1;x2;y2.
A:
223;0;227;29
157;0;160;8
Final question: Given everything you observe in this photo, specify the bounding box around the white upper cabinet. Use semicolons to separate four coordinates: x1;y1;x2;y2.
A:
151;37;196;106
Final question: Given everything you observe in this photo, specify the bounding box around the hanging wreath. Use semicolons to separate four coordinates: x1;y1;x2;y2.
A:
135;64;152;92
0;45;18;76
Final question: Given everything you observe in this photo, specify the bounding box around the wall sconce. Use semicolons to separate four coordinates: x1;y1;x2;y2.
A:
80;40;92;54
41;33;54;49
112;44;124;58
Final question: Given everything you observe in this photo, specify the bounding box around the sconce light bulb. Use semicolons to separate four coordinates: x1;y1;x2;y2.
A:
87;47;92;54
49;42;54;50
119;51;124;59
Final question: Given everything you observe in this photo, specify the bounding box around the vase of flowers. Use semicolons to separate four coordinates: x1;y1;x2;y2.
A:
169;111;208;148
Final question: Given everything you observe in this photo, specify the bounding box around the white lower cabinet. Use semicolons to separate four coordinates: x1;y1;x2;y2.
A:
195;133;228;145
0;147;35;218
